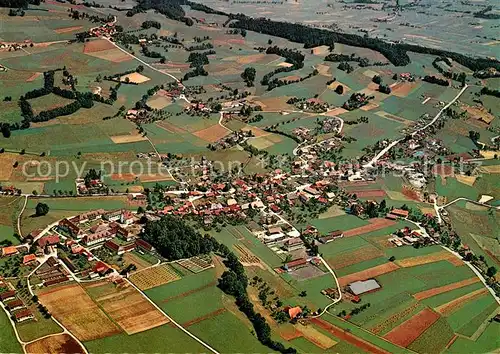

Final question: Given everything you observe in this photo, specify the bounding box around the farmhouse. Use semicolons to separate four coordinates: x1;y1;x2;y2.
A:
348;279;381;295
136;239;154;252
22;254;37;265
283;258;307;271
6;299;24;312
1;246;18;257
284;238;305;251
390;209;409;218
104;240;136;255
38;235;60;248
318;230;344;244
14;309;34;323
58;218;83;238
82;230;113;246
0;290;16;302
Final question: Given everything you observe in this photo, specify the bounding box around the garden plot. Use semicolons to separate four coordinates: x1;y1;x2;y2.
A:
129;264;181;290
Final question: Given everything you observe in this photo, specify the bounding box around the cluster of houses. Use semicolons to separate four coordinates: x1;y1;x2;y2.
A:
0;40;33;52
89;21;116;38
76;178;107;195
207;130;253;150
0;288;34;323
388;225;437;247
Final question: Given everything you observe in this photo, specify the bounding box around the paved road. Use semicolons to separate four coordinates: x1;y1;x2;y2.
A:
312;256;342;318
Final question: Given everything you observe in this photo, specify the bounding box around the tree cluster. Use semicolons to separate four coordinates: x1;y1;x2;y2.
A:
141;20;161;29
423;75;450;86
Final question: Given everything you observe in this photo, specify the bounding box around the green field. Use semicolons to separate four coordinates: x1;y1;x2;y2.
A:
84;323;206;353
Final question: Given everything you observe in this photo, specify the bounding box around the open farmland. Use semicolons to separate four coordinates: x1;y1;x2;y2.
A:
86;281;169;334
25;334;85;354
38;283;121;341
0;0;499;352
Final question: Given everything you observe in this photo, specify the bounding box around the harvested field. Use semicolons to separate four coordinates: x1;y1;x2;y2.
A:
328;245;383;270
38;283;120;341
123;252;153;270
85;48;131;63
383;308;440;347
413;277;479;300
396;251;462;268
325;107;348;116
375;111;411;124
26;72;42;82
481;165;500;173
311;318;390;354
234;244;260;265
338;262;400;286
370;302;421;335
391;82;419;97
110;134;148;144
147;96;171;109
120;72;150;84
25;334;85;354
242;125;269;138
236;53;266;64
360;102;379;111
182;308;226;327
83;39;115;53
54;26;83;34
351;189;386;198
156;121;188;134
278;62;294;68
279;327;303;341
254;96;292;111
435;288;488;316
129;264;180;291
139;174;174;183
298;324;337;349
281;75;301;81
193;124;231;143
343;218;396;237
93;283;169;334
311;45;330;55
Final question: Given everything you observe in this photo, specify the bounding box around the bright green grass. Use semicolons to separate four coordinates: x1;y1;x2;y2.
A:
421;282;484;309
320;236;371;258
0;225;19;245
312;214;369;234
335;257;388;277
446;321;500;354
456;300;498;337
188;311;271;353
408;317;455;354
156;286;223;323
145;268;216;299
0;308;22;353
83;323;206;353
446;294;496;332
17;316;63;342
402;260;476;290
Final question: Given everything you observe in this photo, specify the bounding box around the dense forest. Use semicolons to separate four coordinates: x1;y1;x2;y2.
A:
0;0;39;8
141;215;218;259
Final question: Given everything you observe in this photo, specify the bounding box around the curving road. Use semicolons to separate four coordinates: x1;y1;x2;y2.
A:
312;256;342;318
363;85;468;168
